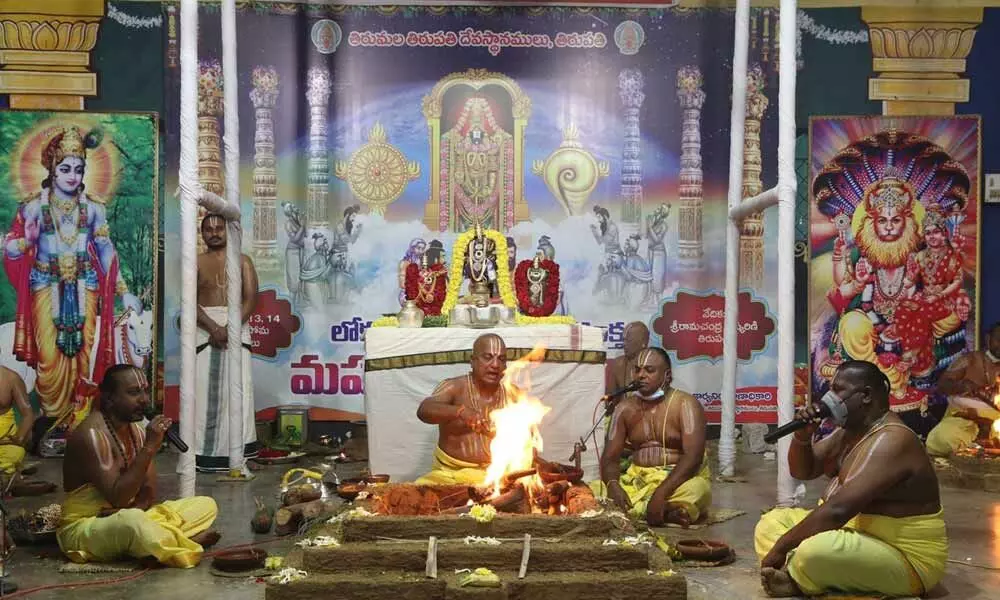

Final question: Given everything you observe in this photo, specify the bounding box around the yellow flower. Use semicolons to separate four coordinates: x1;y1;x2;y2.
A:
470;503;497;523
372;316;399;328
514;314;577;325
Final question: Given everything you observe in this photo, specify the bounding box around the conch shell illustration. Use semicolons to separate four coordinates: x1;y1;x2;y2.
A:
532;124;610;216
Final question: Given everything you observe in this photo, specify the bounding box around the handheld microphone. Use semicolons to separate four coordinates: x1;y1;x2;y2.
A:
165;423;189;453
763;393;845;444
600;381;643;415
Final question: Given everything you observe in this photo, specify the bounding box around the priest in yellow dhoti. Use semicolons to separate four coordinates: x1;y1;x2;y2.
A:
415;334;509;486
595;348;710;527
0;366;35;477
755;360;947;597
925;324;1000;457
58;365;220;568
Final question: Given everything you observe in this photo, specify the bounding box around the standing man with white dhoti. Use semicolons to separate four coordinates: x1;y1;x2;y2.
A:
195;214;260;472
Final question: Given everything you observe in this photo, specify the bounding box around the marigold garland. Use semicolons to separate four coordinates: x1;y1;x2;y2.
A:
371;316;399;328
441;227;517;316
404;262;448;316
513;259;560;317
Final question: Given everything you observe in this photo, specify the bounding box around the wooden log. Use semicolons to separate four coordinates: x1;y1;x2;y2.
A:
282;485;323;506
491;484;527;513
275;499;336;536
566;484;600;515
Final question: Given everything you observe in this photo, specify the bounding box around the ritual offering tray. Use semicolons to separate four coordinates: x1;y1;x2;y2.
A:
936;445;1000;494
675;539;730;561
213;548;268;573
449;304;516;328
266;489;687;600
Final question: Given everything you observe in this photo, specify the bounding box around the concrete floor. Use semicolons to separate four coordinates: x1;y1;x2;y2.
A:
4;451;999;599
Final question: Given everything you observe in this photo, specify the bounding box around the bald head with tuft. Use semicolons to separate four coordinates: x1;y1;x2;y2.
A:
623;322;650;357
471;334;507;388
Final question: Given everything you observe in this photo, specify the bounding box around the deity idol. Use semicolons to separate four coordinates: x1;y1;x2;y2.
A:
443;96;513;232
3;127;141;419
892;208;970;379
462;222;499;307
827;168;922;399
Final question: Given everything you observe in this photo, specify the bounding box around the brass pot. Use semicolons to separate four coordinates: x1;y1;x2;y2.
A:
397;300;425;328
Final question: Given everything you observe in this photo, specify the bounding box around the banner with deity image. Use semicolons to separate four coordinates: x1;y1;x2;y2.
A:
808;116;981;418
0;111;158;423
161;4;782;424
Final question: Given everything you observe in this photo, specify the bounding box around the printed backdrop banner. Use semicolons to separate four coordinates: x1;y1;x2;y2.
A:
808;116;981;416
162;5;783;424
0;111;158;422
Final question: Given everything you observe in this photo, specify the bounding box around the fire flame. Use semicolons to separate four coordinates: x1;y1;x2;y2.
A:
482;344;551;498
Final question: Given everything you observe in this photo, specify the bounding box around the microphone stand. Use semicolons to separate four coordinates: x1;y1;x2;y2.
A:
568;398;619;470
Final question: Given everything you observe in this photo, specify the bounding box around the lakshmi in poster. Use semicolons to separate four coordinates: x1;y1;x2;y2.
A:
809;116;981;419
0;112;158;424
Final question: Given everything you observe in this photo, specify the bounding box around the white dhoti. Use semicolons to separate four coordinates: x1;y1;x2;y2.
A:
194;306;258;472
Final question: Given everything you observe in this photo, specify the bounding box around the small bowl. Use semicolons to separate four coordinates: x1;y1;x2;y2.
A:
337;479;367;501
212;548;268;573
675;539;731;561
11;481;57;497
366;473;390;484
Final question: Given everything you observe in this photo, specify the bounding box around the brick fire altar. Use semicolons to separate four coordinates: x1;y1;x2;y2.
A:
264;502;686;600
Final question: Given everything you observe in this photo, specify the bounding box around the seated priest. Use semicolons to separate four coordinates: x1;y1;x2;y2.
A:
925;322;1000;457
0;366;36;478
58;364;220;568
755;360;947;598
415;333;509;485
594;347;711;527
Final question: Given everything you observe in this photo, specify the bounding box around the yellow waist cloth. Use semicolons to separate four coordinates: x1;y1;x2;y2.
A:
414;446;487;486
591;458;712;522
0;410;24;475
754;506;947;596
57;484;218;568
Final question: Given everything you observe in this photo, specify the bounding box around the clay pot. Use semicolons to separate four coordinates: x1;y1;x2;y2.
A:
212;548;268;573
537;464;584;485
337;479;367;501
366;473;391;484
675;539;731;561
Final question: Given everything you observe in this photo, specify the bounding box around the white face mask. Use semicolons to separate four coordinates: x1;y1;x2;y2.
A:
987;350;1000;363
636;388;665;402
819;390;850;426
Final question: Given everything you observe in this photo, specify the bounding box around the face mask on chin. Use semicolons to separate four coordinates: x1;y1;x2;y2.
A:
636;388;665;402
987;350;1000;363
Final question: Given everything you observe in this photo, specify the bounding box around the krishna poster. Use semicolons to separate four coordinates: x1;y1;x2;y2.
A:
809;115;981;423
0;111;158;425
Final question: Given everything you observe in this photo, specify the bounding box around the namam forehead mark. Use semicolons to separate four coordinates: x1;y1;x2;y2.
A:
636;349;658;368
473;334;506;358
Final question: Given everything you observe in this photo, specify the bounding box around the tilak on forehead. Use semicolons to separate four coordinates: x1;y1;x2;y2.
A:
131;367;148;389
637;348;660;367
474;334;505;356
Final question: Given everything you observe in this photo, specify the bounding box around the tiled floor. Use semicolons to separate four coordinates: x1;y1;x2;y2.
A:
4;451;998;599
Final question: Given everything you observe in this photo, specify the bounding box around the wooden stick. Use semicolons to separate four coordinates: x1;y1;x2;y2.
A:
274;499;335;535
425;536;438;579
518;534;531;579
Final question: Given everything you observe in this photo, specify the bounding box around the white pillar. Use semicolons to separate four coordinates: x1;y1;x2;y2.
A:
719;0;752;478
221;0;244;475
775;0;799;508
177;0;198;498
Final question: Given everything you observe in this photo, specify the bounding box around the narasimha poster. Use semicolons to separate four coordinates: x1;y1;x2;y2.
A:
809;116;981;427
0;111;158;423
162;5;784;424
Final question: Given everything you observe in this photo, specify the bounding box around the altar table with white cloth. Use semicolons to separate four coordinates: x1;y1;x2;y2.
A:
364;325;607;483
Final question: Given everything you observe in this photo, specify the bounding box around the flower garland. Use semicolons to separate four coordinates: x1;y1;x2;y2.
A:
107;3;163;29
514;313;576;326
441;228;517;316
797;10;868;45
513;259;560;317
405;263;448;316
371;316;398;328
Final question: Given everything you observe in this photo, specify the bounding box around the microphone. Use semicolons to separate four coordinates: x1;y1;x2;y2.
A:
600;381;643;415
165;423;189;453
763;393;845;444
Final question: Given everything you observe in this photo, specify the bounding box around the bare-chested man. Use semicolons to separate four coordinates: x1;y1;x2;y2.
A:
58;364;220;568
605;322;650;394
755;360;947;597
598;347;710;526
415;334;509;485
194;214;260;472
0;366;35;478
926;322;1000;456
